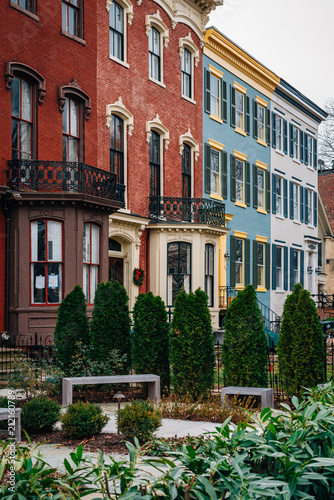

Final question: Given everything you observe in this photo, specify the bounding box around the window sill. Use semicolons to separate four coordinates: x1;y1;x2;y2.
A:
149;76;166;88
256;287;267;293
293;158;300;165
235;285;245;291
275;289;285;293
275;149;284;156
109;55;129;68
210;193;223;201
257;138;267;147
235;200;247;208
307;165;315;171
10;1;39;21
235;127;247;137
210;114;223;123
61;30;86;45
182;95;196;105
293;220;301;225
275;213;285;220
307;224;315;229
257;207;267;215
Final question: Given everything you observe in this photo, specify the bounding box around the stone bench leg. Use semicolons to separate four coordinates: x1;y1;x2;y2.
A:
15;410;21;443
261;390;274;409
147;380;161;403
62;379;73;407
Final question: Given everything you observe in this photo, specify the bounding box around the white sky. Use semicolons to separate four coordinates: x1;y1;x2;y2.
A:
209;0;334;110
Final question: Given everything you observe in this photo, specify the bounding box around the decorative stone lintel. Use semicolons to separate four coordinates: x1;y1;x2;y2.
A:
106;97;134;137
105;0;133;26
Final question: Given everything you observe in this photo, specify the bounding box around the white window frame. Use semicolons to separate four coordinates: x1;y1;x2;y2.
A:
235;89;244;131
83;223;100;304
257;242;265;288
276;246;283;290
146;11;169;87
275;115;283;152
293;183;299;222
307;135;313;167
235;158;244;203
179;33;199;103
276;176;283;216
292;125;299;161
235;237;244;287
106;0;133;68
293;249;299;286
307;188;313;226
257;168;265;210
257;104;265;142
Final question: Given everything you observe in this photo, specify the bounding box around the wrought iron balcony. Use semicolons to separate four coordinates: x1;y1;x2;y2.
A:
149;196;225;226
7;160;117;200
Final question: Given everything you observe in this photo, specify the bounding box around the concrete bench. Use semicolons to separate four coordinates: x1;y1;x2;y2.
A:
62;374;161;407
221;386;274;409
0;408;21;443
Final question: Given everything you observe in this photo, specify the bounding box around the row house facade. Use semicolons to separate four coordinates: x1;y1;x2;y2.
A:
1;0;225;337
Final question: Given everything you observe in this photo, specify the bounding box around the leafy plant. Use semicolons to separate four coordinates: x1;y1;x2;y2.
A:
170;288;215;398
0;396;9;430
132;291;170;392
222;284;268;387
54;284;90;373
61;401;109;439
90;281;132;372
117;399;162;444
21;396;61;434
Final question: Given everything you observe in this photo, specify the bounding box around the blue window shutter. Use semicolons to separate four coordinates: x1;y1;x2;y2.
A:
204;69;211;114
289;123;294;157
205;143;211;194
284;246;288;290
245;161;251;206
300;250;304;287
304;187;309;224
245;96;250;134
304;132;308;166
253;164;258;209
290;247;294;290
300;130;304;163
222;151;228;199
245;239;250;286
266;109;271;145
272;112;276;148
300;186;304;223
272;173;277;214
289;181;294;220
283;178;288;218
283;119;288;154
272;244;277;290
230;235;236;288
230;86;236;128
253;100;258;139
230;155;236;201
313;138;317;169
314;191;318;227
222;80;227;122
253;240;258;289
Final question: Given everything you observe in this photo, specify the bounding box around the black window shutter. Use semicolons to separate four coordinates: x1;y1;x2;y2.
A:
253;164;258;209
318;242;322;268
222;80;227;122
283;246;288;290
245;96;250;134
300;130;304;163
230;155;236;201
283;119;288;154
272;244;277;290
272;112;276;148
314;191;318;227
245;161;251;206
289;181;294;220
290;247;294;290
313;138;317;169
283;178;288;218
266;108;271;145
205;143;211;194
300;250;304;287
272;173;277;215
289;123;294;157
230;86;236;128
300;186;304;223
265;170;270;212
253;100;258;139
230;235;236;288
253;240;258;289
304;187;309;224
304;132;308;166
265;243;270;290
245;238;250;286
221;151;228;199
204;69;211;114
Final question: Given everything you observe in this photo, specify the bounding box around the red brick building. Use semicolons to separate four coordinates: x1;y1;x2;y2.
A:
1;0;225;337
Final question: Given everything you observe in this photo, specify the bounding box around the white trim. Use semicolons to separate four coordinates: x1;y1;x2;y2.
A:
146;11;169;48
179;32;199;67
106;0;133;66
179;128;199;161
106;97;134;136
146;114;170;150
106;0;133;25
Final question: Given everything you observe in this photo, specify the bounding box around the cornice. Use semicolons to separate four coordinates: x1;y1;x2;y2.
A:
204;28;280;95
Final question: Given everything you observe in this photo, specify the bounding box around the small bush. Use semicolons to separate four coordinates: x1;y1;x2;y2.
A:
117;400;162;444
61;401;109;439
0;396;9;430
21;397;61;434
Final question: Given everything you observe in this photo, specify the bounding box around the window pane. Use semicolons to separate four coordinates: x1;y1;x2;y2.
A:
11;119;19;158
62;2;67;31
20;121;31;158
47;221;62;261
115;3;123;32
34;221;46;261
11;77;20;118
83;224;90;263
83;264;89;302
21;80;32;121
91;225;99;264
32;262;45;304
68;137;78;162
90;266;98;302
180;243;191;274
167;243;178;274
47;263;61;303
70;100;79;137
69;6;77;36
63;98;69;134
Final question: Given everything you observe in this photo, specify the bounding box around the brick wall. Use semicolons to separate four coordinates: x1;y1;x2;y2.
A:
318;173;334;231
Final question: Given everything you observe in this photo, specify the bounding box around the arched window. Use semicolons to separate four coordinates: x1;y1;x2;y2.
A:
149;27;161;81
63;97;79;162
109;1;124;61
146;11;169;85
149;131;160;197
179;33;199;101
110;114;124;184
181;48;192;99
182;143;191;198
167;242;191;306
11;76;32;160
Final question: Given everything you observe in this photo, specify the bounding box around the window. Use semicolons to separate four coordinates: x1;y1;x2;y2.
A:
290;247;304;289
181;49;192;98
275;115;282;151
182;144;191;198
210;74;220;117
257;242;265;288
11;0;36;14
205;141;227;198
83;223;100;303
235;159;244;203
253;162;269;212
306;188;313;225
205;244;214;307
235;238;243;286
31;220;62;304
149;27;161;82
276;246;283;290
235;90;244;130
257;104;265;141
230;233;250;288
167;242;191;306
307;135;313;167
63;97;79;162
293;249;299;286
110;114;124;185
253;98;270;144
210;149;220;196
254;238;269;290
276;177;282;215
231;153;250;206
62;0;80;37
289;124;299;160
204;66;226;122
293;183;299;221
257;169;265;209
149;131;160;197
11;76;32;159
109;1;124;61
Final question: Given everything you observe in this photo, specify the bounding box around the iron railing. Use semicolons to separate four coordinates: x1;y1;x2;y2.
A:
149;196;225;226
219;286;282;334
7;160;118;200
116;183;126;206
311;294;334;309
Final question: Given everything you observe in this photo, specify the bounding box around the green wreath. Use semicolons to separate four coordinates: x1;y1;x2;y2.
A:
133;268;144;286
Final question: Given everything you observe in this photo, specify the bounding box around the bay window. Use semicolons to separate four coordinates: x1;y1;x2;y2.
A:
83;223;100;303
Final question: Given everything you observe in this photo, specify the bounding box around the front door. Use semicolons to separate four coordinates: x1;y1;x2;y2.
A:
109;257;123;285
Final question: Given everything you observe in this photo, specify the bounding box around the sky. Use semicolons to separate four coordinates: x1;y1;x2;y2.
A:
209;0;334;110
